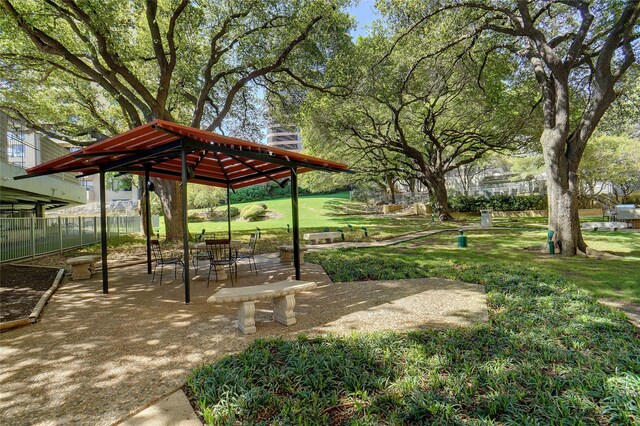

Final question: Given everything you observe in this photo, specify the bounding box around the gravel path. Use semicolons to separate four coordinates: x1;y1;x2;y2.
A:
0;254;487;426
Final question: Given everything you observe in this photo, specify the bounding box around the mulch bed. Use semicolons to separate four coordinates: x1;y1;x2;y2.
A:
0;265;60;323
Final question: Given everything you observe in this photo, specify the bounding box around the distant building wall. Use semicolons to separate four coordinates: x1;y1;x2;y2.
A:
266;123;302;152
0;112;86;216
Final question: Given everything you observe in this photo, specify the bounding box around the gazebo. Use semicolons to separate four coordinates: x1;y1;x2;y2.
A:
16;120;349;303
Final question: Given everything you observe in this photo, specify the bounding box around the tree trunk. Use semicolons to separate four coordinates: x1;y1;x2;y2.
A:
426;174;454;221
542;130;587;255
154;178;184;241
384;174;396;204
139;176;154;238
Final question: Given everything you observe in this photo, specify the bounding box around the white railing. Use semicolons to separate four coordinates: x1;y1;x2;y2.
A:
0;215;159;263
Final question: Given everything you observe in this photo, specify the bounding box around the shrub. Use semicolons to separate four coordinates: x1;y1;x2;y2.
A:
257;203;267;210
622;194;640;205
229;182;312;204
449;194;547;212
240;204;266;221
228;206;240;217
187;212;206;222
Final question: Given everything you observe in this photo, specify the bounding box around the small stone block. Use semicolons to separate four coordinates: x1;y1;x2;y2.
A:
277;245;308;264
71;264;92;280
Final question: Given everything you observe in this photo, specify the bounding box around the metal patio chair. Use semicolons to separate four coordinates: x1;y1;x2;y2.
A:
205;239;237;287
235;233;258;274
150;239;184;285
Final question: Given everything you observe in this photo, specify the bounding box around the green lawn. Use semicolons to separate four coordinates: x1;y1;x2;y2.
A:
165;192;550;241
160;192;456;243
177;192;360;233
188;249;640;424
421;229;640;302
159;195;638;301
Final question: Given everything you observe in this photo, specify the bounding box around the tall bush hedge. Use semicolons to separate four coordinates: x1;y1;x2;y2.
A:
449;194;547;212
229;182;311;204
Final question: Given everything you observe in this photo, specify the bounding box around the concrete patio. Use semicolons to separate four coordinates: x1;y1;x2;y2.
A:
0;254;487;425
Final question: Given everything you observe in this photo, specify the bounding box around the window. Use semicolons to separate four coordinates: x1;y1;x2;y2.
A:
8;144;25;157
7;131;26;142
81;179;94;191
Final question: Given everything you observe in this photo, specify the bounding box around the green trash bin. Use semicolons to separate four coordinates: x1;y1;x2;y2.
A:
457;229;467;248
547;230;554;255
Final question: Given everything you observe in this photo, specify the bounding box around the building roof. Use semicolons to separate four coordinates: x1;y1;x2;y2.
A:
20;120;348;188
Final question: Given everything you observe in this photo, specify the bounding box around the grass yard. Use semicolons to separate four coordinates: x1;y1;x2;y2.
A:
187;245;640;424
406;229;640;302
161;192;558;243
161;192;611;241
172;192;359;233
306;229;640;303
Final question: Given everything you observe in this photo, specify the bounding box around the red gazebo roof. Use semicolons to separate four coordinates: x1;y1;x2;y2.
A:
22;120;348;188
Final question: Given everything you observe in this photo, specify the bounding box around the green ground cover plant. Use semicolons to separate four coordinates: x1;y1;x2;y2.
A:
187;255;640;424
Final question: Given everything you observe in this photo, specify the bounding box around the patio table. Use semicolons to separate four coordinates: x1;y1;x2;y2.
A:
190;240;242;281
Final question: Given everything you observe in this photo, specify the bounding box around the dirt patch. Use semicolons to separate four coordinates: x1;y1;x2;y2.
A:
0;264;60;322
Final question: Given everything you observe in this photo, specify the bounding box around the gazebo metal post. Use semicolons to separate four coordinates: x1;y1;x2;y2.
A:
181;143;191;304
226;184;231;241
290;166;300;280
144;168;152;274
99;169;109;293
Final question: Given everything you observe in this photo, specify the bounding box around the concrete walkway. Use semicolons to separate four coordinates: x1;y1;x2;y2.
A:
306;227;454;251
119;391;200;426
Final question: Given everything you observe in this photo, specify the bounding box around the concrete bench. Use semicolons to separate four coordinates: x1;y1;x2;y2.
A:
581;221;631;232
277;245;309;263
207;280;316;334
303;231;342;244
67;255;101;280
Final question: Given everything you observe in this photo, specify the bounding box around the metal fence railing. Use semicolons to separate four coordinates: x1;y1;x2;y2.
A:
0;215;158;263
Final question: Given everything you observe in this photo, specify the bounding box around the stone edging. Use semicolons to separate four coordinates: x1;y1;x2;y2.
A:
0;267;65;332
29;268;65;323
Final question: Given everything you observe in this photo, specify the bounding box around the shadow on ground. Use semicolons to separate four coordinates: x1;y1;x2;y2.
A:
0;253;486;426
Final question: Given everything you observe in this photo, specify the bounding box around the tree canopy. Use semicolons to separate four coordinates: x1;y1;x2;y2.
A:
1;0;353;238
300;19;537;218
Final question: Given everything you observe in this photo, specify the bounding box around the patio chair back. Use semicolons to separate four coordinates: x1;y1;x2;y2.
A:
235;233;258;275
150;239;163;262
204;239;236;285
246;233;258;255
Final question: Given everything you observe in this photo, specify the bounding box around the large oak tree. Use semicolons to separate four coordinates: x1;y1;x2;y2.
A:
0;0;352;239
301;32;534;219
382;0;640;254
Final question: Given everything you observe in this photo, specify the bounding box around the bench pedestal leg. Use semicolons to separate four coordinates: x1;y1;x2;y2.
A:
71;263;92;280
273;295;297;326
237;301;256;334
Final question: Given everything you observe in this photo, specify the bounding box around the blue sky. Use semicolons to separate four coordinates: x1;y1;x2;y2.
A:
347;1;380;38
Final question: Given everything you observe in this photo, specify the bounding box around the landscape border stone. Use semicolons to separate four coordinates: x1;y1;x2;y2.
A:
29;268;65;323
